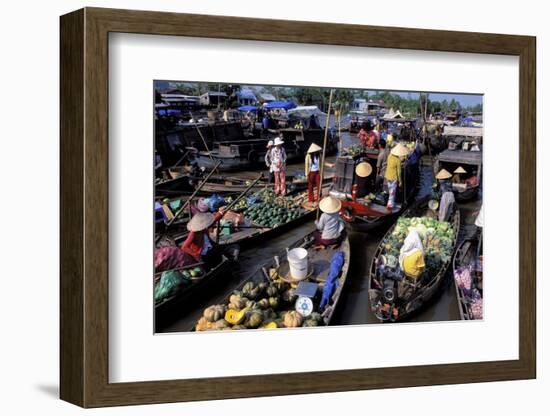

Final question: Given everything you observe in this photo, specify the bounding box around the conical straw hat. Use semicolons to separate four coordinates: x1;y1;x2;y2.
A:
390;142;409;157
435;169;452;180
454;166;467;174
307;143;322;153
187;212;216;232
319;196;342;214
355;162;372;178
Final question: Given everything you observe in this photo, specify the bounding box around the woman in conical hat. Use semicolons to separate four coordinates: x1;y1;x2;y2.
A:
305;143;332;203
181;209;224;265
452;166;466;184
314;196;344;248
354;162;373;198
435;168;453;196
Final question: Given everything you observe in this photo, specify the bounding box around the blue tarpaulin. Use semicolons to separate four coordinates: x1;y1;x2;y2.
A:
264;101;297;110
237;105;258;112
319;251;345;310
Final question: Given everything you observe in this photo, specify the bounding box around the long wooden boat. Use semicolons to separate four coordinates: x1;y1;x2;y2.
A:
164;185;331;248
452;234;483;320
154;257;235;331
368;200;460;322
194;230;351;331
155;173;322;198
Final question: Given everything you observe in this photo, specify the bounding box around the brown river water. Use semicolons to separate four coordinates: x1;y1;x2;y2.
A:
161;132;482;332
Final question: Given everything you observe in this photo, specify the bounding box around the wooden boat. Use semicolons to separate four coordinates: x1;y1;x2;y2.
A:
164;185;331;248
452;234;483;320
434;148;482;202
156;173;324;198
154;257;235;331
195;230;351;331
332;152;420;231
368;199;460;322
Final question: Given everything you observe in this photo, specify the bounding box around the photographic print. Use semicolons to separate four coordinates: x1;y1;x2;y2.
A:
153;81;483;332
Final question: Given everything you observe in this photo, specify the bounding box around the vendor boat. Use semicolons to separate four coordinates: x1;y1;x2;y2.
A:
157;185;331;248
194;230;351;331
368;199;460;322
452;233;483;320
330;150;420;232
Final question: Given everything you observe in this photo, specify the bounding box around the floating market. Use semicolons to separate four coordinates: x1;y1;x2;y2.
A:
153;81;484;333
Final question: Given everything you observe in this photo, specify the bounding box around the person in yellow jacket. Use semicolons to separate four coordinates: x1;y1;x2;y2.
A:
384;143;409;211
399;229;426;279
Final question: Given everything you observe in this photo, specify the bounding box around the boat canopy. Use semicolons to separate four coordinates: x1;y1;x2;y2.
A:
237;105;258;112
287;105;326;118
263;100;297;110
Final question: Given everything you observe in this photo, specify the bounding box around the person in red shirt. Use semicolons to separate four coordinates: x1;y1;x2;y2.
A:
181;209;224;267
357;120;378;149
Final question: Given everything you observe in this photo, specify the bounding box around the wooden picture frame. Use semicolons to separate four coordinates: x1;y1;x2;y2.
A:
60;7;536;408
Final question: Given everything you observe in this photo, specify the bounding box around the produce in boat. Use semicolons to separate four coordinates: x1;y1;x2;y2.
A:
194;232;350;331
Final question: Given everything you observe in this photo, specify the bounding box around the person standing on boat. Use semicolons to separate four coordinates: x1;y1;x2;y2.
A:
271;137;287;195
399;229;426;280
304;143;333;203
181;209;224;268
264;140;274;184
376;139;389;191
384;143;409;211
357;120;378;149
314;196;344;248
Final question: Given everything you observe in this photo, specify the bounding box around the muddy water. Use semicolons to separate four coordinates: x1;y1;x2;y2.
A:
161;132;481;332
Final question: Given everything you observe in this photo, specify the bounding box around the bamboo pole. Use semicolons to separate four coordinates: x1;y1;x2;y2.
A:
189;111;218;173
164;160;222;229
316;89;334;220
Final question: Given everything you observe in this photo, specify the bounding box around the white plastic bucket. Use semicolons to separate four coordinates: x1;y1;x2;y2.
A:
288;248;309;281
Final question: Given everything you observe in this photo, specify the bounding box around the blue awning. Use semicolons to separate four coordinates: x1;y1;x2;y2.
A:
237;89;257;100
237;105;258;112
264;101;297;110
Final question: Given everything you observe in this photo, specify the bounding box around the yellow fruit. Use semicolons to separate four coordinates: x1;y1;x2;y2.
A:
225;308;247;325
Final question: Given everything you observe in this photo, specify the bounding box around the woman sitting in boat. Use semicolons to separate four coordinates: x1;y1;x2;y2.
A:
435;168;453;196
181;209;225;268
452;166;466;184
314;196;344;249
399;229;425;280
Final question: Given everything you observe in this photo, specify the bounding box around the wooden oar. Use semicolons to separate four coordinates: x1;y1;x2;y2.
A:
164;160;222;229
317;88;334;221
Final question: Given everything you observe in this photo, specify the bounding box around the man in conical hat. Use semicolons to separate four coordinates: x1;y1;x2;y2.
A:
384;142;409;211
